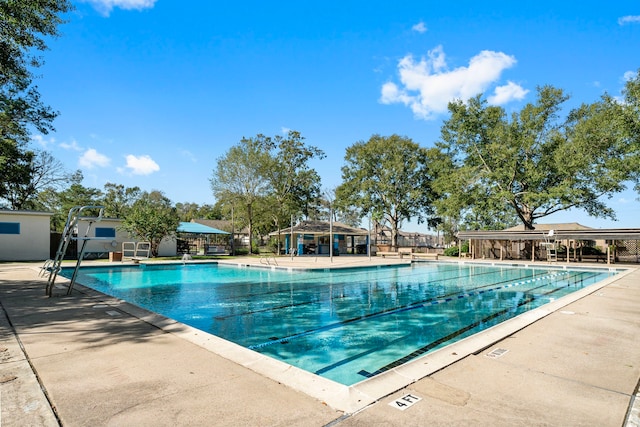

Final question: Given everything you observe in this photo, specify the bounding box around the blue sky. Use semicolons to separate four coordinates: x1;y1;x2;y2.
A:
31;0;640;231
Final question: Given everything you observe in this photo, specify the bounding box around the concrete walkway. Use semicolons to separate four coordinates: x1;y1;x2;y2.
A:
0;258;639;426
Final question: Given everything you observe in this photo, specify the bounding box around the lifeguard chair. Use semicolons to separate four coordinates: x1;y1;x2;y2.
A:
541;230;557;262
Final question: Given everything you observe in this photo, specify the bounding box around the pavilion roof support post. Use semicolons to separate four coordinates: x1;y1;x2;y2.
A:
290;214;294;260
329;210;333;263
368;215;372;260
532;241;535;262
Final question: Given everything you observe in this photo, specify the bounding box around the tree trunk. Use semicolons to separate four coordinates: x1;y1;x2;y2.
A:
247;203;254;254
514;203;535;230
391;220;399;250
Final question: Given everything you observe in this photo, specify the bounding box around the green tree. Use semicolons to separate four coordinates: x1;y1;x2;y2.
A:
175;202;200;222
38;182;103;231
0;0;73;202
436;85;639;230
336;134;435;249
621;70;640;191
0;150;80;209
120;191;179;257
102;183;141;218
263;130;325;252
174;202;222;222
210;135;276;254
196;204;223;220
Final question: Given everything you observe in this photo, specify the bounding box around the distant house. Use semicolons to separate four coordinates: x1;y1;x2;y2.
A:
0;210;53;261
374;224;443;248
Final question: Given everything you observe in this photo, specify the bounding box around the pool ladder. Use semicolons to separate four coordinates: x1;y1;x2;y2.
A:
259;253;278;266
43;205;105;297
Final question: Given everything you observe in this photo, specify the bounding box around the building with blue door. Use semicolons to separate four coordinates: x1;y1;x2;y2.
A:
269;220;370;255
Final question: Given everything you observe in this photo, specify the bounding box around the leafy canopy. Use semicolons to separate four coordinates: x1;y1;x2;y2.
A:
211;131;324;252
336;134;435;248
0;0;74;206
435;84;639;230
120;191;180;257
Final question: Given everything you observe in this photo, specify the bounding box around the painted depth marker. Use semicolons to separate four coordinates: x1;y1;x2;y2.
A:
389;393;422;411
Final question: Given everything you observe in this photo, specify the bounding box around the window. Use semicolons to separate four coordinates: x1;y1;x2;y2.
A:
0;222;20;234
95;227;116;238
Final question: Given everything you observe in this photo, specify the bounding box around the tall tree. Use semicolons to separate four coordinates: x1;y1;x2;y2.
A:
263;130;325;252
336;134;435;249
621;70;640;191
102;183;141;218
436;85;639;230
174;202;222;222
0;0;73;202
210;136;273;253
120;191;179;257
38;182;103;231
0;150;80;209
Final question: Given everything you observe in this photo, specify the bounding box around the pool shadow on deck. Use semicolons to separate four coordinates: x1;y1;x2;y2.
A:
0;278;168;350
0;269;343;426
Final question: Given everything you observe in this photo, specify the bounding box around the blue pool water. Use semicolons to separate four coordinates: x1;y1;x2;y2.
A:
60;262;616;385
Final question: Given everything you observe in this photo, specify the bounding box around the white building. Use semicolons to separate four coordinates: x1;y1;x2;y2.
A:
0;210;53;261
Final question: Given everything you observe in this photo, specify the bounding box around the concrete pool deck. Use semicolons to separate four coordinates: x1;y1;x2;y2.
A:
0;257;638;426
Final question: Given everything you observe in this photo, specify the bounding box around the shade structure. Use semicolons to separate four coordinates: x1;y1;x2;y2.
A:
177;222;229;234
268;220;368;236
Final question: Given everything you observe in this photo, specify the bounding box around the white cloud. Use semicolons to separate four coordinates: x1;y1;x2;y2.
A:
618;15;640;25
623;70;637;82
81;0;157;16
124;154;159;175
412;21;427;33
181;150;197;163
30;134;56;149
59;139;83;151
487;81;529;105
281;127;291;135
380;45;520;119
79;148;111;169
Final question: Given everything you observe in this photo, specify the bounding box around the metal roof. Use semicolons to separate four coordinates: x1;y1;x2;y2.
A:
177;222;229;234
269;220;369;236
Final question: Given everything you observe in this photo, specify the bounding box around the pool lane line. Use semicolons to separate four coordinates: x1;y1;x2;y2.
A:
86;263;544;318
357;277;593;379
212;267;530;321
200;263;472;304
247;270;575;350
213;267;547;321
314;280;558;376
247;270;568;349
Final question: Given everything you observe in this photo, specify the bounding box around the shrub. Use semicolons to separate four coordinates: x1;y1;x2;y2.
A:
443;241;469;257
443;246;459;256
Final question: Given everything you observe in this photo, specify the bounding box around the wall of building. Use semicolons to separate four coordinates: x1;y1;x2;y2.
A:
0;211;52;261
74;218;177;258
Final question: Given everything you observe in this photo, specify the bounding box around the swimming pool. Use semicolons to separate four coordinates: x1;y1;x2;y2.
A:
60;262;617;385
